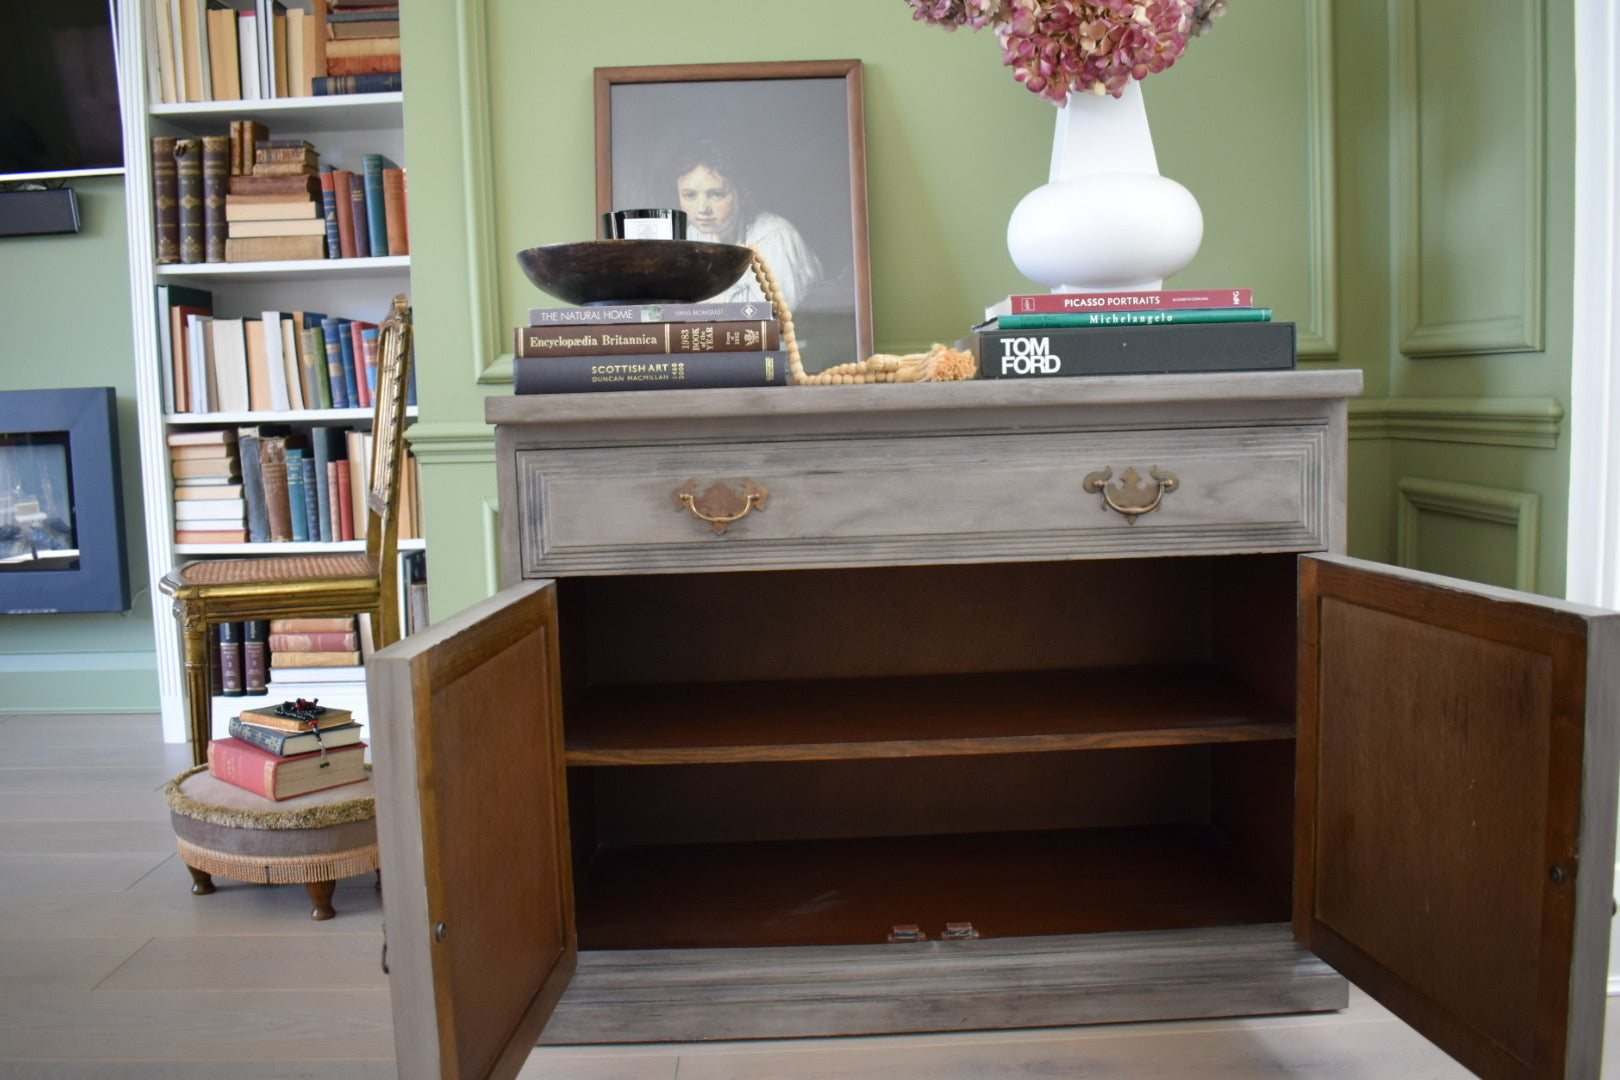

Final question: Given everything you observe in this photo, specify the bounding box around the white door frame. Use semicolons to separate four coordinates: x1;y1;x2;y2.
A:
1567;0;1620;992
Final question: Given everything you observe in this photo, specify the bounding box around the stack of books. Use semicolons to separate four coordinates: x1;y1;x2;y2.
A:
153;126;407;267
209;699;367;801
170;429;245;543
227;137;324;262
322;0;402;89
270;615;362;672
965;287;1296;380
511;300;788;394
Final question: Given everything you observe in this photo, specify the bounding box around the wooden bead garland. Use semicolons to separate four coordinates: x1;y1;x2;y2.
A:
748;249;978;386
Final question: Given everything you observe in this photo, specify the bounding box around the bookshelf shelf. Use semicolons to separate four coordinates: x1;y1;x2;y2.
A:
176;537;427;557
155;255;411;283
149;92;403;131
117;3;417;748
166;406;418;426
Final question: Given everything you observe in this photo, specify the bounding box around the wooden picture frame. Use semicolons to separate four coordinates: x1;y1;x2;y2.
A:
594;60;873;373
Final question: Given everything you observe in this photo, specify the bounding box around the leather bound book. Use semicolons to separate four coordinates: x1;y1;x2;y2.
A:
151;136;180;263
258;434;293;542
175;138;204;263
201;135;230;262
381;167;408;256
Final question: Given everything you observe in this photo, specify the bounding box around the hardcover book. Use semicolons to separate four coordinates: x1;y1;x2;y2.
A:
218;621;244;697
968;322;1296;380
201;134;230;262
985;308;1271;329
984;288;1254;319
361;153;397;256
514;351;789;395
312;72;403;95
175;138;204;263
381;167;408;255
151;136;180;263
271;650;364;667
526;300;774;326
258;435;293;542
228;717;363;757
514;320;780;358
224;197;321;221
238;700;356;732
269;616;356;633
227;173;322;197
268;630;360;651
224;234;327;262
285;445;309;542
208;737;366;800
243;619;270;696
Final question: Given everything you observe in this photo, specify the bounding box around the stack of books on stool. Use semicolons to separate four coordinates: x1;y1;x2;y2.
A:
208;699;367;801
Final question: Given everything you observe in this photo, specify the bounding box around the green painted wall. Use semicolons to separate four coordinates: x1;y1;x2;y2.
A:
402;0;1361;620
0;0;1579;701
0;175;159;711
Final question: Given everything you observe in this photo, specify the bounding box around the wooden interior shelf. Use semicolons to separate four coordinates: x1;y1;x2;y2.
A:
573;823;1292;950
563;663;1293;766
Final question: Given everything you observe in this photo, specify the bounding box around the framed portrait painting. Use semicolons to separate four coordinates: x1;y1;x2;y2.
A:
594;60;873;373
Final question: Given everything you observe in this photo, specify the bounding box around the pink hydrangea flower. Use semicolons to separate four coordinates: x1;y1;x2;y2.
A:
906;0;1223;103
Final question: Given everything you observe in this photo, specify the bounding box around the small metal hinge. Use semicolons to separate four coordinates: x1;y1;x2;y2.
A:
887;923;927;942
941;921;980;940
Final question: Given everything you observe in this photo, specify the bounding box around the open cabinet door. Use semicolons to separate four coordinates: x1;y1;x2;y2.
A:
1297;554;1619;1080
368;580;575;1080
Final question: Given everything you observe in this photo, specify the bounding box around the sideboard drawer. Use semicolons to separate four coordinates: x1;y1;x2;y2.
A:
513;424;1333;576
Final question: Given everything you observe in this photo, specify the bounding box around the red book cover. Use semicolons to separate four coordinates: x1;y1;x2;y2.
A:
331;170;356;258
269;630;360;651
348;320;375;407
987;288;1253;317
207;738;367;800
334;459;354;541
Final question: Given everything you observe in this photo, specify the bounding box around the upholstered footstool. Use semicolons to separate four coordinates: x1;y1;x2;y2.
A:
163;765;380;920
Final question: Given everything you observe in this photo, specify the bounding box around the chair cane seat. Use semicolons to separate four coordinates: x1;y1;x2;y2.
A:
171;553;375;586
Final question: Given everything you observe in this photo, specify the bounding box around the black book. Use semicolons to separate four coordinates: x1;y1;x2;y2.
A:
218;620;245;697
513;351;790;395
242;619;270;696
968;321;1296;380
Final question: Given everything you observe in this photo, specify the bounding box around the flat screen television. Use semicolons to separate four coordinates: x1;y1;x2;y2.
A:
0;0;123;182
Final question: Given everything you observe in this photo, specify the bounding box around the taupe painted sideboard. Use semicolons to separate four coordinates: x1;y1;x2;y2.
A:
370;371;1617;1080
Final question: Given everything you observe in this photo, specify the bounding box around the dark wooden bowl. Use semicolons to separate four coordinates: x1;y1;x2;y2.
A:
516;239;754;306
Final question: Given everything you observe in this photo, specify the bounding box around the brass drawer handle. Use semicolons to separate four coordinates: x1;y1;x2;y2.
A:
1082;466;1179;522
673;478;769;534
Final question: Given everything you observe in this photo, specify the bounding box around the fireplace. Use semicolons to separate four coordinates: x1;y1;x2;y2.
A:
0;387;129;613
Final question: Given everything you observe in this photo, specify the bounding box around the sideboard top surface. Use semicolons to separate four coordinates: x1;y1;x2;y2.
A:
485;370;1365;445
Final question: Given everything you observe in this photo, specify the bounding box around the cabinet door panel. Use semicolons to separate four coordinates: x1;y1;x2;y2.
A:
1297;554;1618;1080
369;580;574;1080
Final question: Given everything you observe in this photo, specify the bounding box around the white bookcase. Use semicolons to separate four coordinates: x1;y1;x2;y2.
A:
114;2;415;746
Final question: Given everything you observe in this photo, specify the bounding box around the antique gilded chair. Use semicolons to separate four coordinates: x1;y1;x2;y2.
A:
160;294;414;765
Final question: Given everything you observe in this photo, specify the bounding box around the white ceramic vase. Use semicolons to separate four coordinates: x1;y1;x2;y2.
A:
1005;81;1203;293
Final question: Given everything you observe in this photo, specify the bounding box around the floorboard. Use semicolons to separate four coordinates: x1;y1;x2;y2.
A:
0;711;1614;1078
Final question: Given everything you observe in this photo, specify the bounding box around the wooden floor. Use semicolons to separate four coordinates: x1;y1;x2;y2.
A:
2;711;1616;1079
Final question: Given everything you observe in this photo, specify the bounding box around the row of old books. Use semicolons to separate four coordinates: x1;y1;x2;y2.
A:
152;127;407;265
168;426;422;545
157;286;415;415
963;287;1295;379
149;0;402;105
212;615;363;697
208;698;368;801
511;299;788;394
